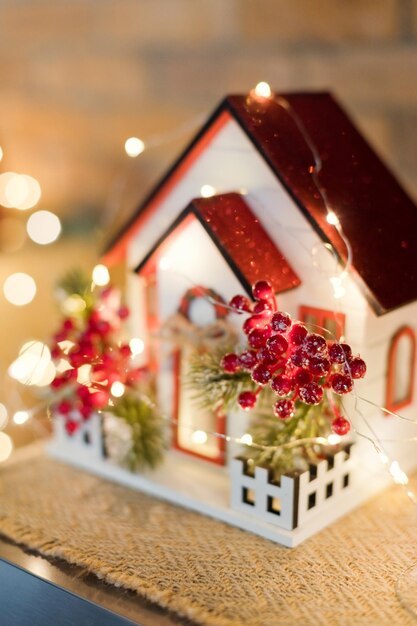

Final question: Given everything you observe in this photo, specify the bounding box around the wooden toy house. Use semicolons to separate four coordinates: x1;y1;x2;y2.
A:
49;92;417;546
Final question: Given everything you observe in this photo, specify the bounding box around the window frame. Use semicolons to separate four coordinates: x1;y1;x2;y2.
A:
298;305;345;341
386;326;416;413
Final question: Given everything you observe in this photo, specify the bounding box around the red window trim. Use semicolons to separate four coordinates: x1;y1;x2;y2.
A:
298;305;345;340
386;326;416;414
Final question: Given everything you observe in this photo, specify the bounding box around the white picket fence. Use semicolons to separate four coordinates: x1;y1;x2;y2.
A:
231;445;356;531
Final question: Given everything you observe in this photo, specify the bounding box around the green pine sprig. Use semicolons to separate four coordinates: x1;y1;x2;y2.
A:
108;393;167;472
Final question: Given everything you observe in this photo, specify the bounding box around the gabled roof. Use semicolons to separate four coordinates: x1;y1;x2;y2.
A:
105;91;417;315
135;193;301;297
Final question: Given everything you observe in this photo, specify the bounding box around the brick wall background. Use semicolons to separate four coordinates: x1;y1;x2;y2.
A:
0;0;416;430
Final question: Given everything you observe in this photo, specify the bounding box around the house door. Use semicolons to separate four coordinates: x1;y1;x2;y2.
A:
173;286;230;465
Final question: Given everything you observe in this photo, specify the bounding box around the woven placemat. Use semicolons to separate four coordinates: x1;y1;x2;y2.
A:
0;451;416;626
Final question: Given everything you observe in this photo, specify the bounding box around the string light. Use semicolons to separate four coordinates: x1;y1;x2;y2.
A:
327;433;342;445
326;211;340;226
129;337;145;356
3;272;37;306
27;210;61;245
0;432;13;462
92;264;110;286
239;433;253;446
200;184;216;198
389;461;409;485
111;381;125;398
253;81;272;99
124;137;145;158
191;430;208;445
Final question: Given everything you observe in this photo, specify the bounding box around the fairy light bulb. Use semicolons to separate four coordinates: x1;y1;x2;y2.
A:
92;264;110;286
254;82;272;99
326;211;339;226
111;381;125;398
191;430;207;444
200;184;216;198
240;433;253;446
124;137;145;158
129;337;145;356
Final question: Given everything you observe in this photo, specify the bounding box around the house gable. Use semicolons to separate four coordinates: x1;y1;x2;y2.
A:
135;193;301;298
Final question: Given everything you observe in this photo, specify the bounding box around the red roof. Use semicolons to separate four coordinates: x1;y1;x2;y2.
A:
105;92;417;315
136;193;301;296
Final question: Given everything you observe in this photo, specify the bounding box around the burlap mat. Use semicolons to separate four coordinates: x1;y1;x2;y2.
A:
0;451;416;626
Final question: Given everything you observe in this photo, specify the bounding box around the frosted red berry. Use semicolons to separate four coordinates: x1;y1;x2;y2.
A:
340;343;352;362
57;400;72;415
271;311;291;333
330;373;353;395
274;399;294;419
290;347;309;368
271;374;293;396
309;356;331;376
331;416;350;436
248;326;272;349
256;346;277;365
251;364;272;385
299;382;323;405
229;294;252;313
266;334;288;358
328;343;345;364
63;319;74;332
118;305;130;319
349;357;367;379
294;368;312;386
243;315;265;334
238;391;257;410
252;280;274;301
65;419;79;435
89;389;110;408
253;300;273;315
222;353;241;373
239;350;258;370
304;333;328;357
288;323;308;345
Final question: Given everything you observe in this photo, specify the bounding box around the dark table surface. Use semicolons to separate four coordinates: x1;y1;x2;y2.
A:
0;535;192;626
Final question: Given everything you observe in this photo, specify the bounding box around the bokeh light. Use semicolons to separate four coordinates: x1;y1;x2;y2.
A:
0;403;8;430
3;272;37;306
13;410;30;425
0;432;13;462
129;337;145;356
27;210;62;245
9;341;52;385
124;137;145;157
92;264;110;286
0;146;3;162
0;173;41;210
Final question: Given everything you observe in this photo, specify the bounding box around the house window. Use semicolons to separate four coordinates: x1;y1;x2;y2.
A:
299;306;345;340
386;327;416;413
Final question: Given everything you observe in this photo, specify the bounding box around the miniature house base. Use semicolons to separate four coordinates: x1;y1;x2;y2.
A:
48;415;394;548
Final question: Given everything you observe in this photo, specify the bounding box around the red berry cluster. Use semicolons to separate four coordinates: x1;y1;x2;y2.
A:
50;287;145;435
222;281;366;436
